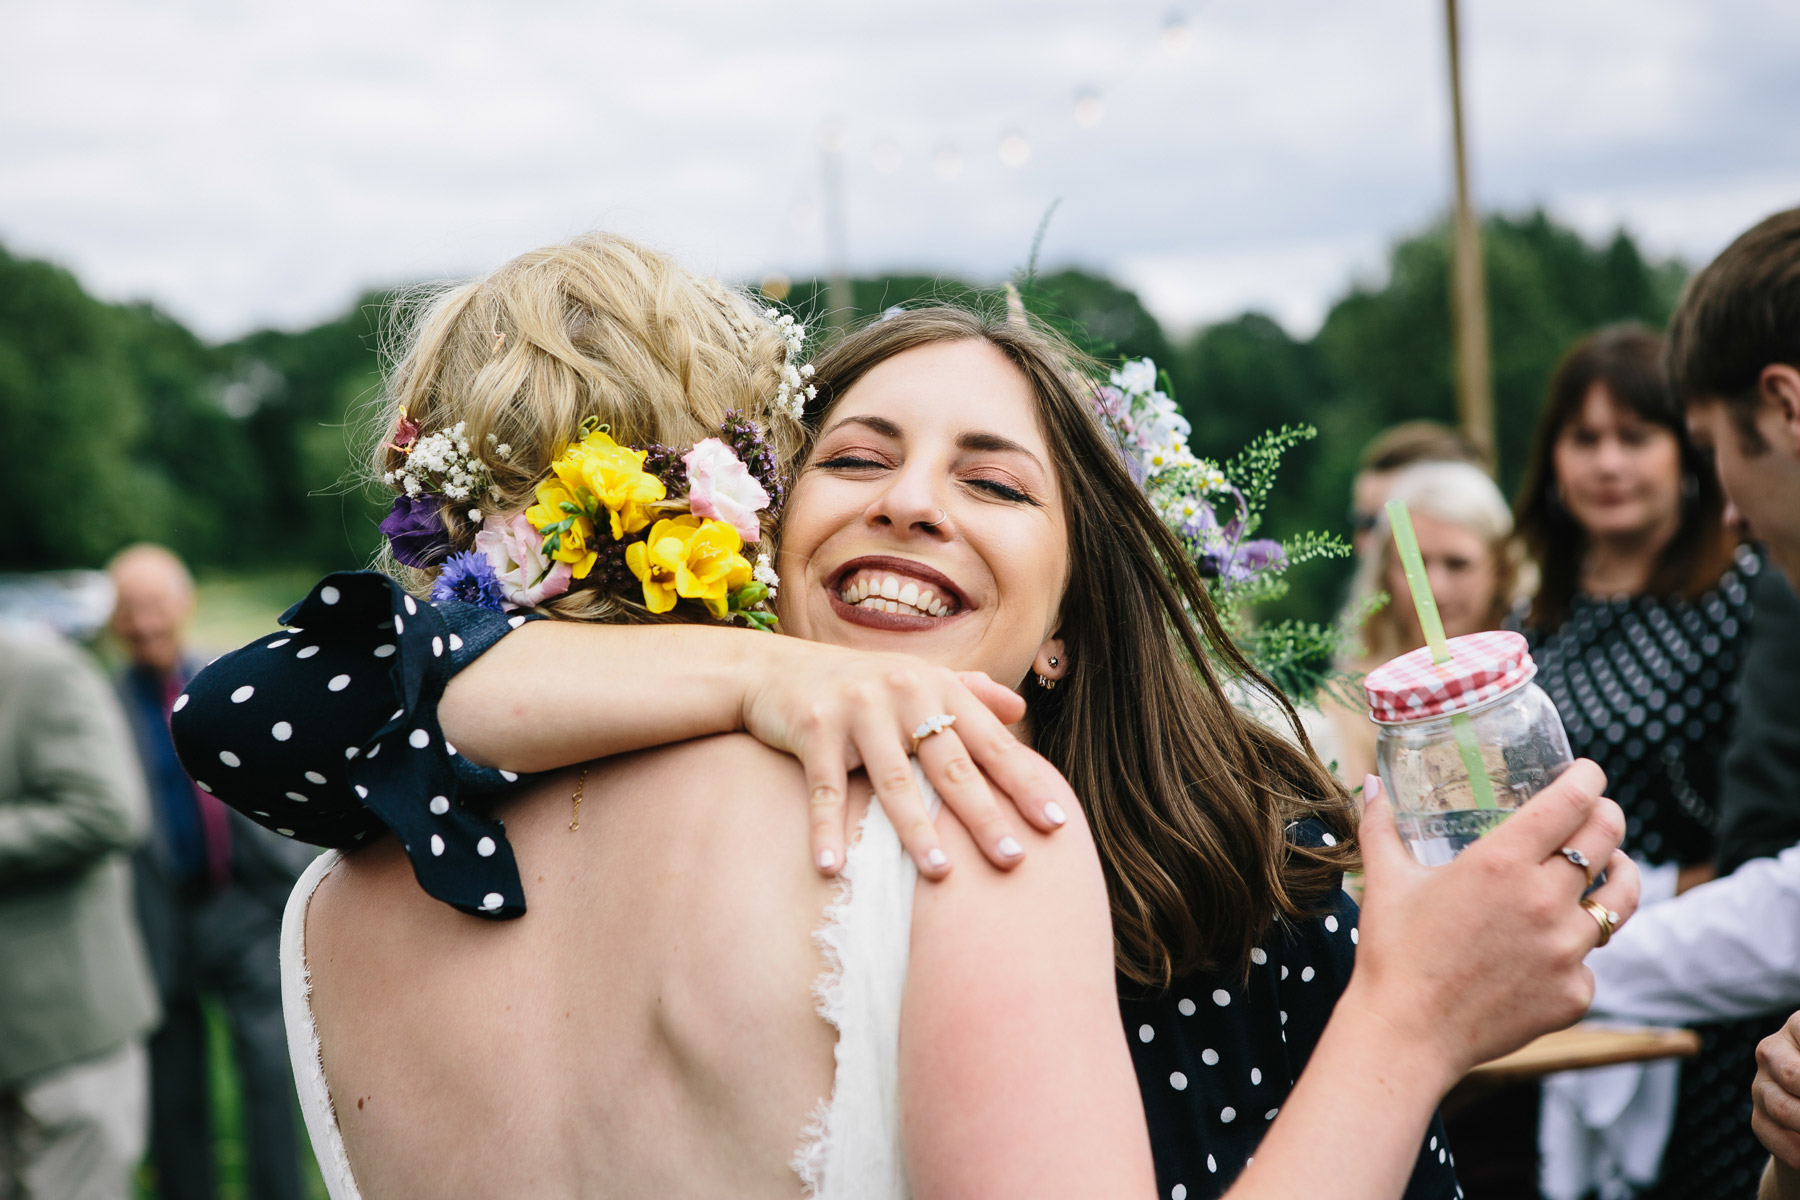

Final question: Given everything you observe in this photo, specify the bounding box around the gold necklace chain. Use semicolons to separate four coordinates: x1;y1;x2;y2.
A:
570;766;589;831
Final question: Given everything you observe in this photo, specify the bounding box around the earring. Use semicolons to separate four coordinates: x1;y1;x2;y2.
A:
1047;656;1059;667
1035;673;1057;690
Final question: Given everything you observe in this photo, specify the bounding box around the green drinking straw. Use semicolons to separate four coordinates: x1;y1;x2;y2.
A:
1385;498;1498;810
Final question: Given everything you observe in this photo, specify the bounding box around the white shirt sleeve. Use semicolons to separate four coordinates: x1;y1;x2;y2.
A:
1587;842;1800;1024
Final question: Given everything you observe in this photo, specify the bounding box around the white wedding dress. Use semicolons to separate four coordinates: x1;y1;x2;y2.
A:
282;772;934;1200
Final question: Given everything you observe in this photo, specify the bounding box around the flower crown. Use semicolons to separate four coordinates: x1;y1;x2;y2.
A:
1092;359;1284;584
382;410;784;630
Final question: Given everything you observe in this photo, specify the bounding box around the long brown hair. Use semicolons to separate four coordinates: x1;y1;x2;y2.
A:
1514;324;1734;630
804;308;1356;986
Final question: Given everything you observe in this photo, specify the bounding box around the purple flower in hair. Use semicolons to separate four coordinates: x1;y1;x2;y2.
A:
430;550;507;612
1211;538;1287;583
380;493;452;568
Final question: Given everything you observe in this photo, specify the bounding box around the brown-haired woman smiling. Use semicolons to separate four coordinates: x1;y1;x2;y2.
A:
1514;323;1761;1198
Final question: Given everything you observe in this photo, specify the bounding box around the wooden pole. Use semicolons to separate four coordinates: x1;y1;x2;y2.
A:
1445;0;1496;466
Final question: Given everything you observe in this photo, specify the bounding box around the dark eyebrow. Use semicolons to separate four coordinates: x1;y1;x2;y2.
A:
958;431;1046;474
819;414;1046;474
820;414;903;441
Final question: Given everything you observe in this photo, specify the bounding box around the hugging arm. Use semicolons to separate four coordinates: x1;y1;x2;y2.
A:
1223;761;1641;1199
174;572;1075;881
439;613;1077;878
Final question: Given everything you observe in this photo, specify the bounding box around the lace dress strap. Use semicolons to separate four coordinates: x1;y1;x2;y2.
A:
281;850;363;1200
791;765;936;1200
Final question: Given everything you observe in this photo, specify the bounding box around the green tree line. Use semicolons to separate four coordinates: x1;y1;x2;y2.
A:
0;211;1685;623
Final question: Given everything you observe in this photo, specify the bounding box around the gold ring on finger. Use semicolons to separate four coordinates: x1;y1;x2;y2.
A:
911;713;956;756
1580;897;1620;948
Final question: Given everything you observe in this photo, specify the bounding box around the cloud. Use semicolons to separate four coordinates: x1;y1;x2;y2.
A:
1;0;1794;340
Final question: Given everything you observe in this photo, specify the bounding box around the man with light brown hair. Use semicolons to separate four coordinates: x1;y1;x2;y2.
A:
1539;207;1800;1200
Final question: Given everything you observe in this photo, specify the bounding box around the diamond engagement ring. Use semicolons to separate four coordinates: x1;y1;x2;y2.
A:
911;714;957;755
1580;897;1620;947
1559;846;1596;886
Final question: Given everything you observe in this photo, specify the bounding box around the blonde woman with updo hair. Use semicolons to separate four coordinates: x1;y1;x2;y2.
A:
1326;460;1526;788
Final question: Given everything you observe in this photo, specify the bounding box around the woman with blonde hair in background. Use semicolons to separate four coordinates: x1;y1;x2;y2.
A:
1326;459;1523;789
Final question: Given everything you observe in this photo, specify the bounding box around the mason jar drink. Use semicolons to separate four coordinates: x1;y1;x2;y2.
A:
1363;630;1573;866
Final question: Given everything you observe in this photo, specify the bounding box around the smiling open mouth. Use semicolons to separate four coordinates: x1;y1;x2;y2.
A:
828;557;969;625
838;571;958;617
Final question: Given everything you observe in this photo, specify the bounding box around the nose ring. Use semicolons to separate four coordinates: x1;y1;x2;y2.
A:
922;509;948;530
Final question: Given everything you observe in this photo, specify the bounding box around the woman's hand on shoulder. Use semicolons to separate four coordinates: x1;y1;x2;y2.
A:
1346;760;1641;1085
740;639;1076;882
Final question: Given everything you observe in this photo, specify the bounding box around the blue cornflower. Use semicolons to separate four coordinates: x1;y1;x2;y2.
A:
431;550;507;612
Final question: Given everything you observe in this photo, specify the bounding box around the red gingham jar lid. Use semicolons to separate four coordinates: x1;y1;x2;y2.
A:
1363;630;1538;725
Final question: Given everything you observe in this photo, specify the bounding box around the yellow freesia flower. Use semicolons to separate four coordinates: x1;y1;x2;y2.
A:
553;429;665;540
526;480;598;579
625;515;753;619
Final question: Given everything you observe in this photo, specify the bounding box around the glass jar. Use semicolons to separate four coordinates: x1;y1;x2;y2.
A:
1364;630;1573;866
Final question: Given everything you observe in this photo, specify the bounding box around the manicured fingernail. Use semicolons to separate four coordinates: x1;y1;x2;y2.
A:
1043;801;1067;826
997;836;1024;859
1362;775;1379;805
926;848;949;870
817;848;836;871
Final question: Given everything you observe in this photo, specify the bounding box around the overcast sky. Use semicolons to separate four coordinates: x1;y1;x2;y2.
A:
4;0;1798;342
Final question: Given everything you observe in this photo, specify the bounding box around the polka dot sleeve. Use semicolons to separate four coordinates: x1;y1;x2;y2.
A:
1120;820;1461;1199
170;570;544;919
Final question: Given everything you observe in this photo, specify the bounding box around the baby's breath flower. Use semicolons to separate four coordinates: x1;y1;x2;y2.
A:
753;551;780;596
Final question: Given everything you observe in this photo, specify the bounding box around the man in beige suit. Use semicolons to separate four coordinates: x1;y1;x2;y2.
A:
0;627;160;1199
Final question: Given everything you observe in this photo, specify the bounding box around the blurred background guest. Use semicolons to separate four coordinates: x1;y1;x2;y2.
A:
1512;325;1761;1200
1328;459;1523;787
109;545;310;1200
0;624;159;1200
1347;420;1487;559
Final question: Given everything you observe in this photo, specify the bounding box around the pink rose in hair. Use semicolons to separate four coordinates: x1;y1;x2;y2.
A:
683;438;771;543
475;512;574;610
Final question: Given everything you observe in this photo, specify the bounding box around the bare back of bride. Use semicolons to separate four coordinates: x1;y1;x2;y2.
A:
305;734;1132;1199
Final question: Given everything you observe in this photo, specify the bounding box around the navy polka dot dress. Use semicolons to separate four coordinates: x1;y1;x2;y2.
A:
1521;546;1769;1199
1124;821;1458;1200
174;572;1458;1196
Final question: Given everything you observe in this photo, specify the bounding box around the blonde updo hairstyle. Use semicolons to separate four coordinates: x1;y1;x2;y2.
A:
373;233;804;623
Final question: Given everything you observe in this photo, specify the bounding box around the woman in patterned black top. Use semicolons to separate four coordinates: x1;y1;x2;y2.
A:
1515;324;1766;1198
174;292;1640;1197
